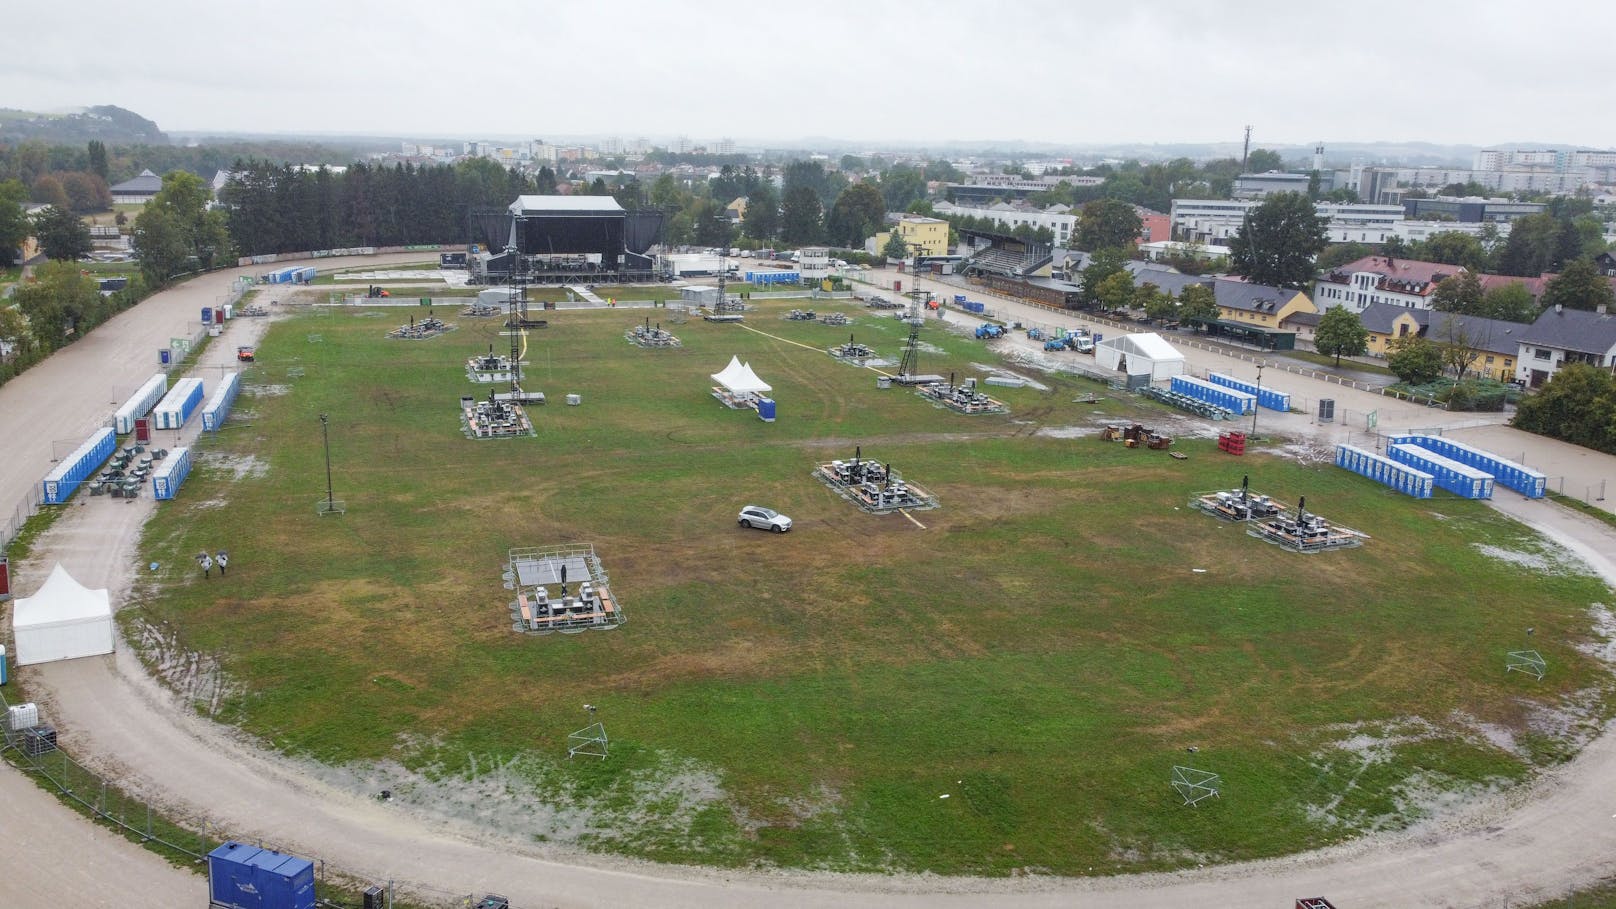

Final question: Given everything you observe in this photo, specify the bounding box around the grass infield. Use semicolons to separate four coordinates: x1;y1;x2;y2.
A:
130;300;1614;876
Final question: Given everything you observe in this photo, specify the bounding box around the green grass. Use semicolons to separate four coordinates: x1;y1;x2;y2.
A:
126;300;1616;876
1277;350;1398;377
1550;493;1616;531
1532;879;1616;908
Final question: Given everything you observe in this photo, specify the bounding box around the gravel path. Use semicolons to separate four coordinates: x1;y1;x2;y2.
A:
5;262;1616;908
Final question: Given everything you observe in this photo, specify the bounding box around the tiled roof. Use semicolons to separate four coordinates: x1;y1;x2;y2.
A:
1213;278;1302;313
1518;306;1616;355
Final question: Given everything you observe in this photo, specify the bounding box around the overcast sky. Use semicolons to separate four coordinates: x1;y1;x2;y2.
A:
7;0;1612;152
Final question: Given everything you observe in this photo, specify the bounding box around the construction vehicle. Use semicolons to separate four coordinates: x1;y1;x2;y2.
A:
1043;337;1068;351
975;323;1006;340
235;346;255;362
1026;327;1046;340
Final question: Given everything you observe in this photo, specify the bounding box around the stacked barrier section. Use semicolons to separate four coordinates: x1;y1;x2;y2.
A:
1335;444;1435;498
113;374;168;435
1387;434;1546;498
42;428;116;504
201;373;241;433
151;447;193;500
1207;372;1291;412
1169;375;1256;415
153;378;205;430
1388;443;1494;499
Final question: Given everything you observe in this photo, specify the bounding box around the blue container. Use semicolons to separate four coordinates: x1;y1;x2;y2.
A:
1;644;8;685
954;294;967;304
41;428;117;504
159;348;172;366
151;447;193;500
1094;333;1103;344
207;842;316;909
1388;444;1494;499
756;397;776;422
202;306;214;325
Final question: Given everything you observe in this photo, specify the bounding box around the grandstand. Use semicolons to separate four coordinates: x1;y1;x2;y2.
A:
466;196;665;285
956;226;1078;308
956;226;1053;280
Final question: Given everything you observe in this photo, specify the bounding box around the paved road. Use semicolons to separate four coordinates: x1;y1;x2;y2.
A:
6;261;1616;908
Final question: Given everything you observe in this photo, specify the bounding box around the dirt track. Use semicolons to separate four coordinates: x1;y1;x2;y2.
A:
5;262;1616;908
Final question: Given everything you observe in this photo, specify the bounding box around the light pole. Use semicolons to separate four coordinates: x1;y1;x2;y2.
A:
1251;361;1264;438
319;413;335;512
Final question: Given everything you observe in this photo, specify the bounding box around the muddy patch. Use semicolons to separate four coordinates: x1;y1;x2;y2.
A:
127;618;239;718
248;384;291;397
198;451;269;481
1473;542;1592;576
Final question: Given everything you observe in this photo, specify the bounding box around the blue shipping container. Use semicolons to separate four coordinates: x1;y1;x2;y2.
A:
42;428;117;504
208;842;316;909
756;397;776;422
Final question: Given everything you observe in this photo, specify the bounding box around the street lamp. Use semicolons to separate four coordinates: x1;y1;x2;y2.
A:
319;413;335;513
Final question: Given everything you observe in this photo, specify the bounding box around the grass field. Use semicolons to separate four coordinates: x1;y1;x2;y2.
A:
127;300;1616;876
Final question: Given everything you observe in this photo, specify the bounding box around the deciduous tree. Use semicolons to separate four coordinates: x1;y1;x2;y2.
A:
1314;306;1368;366
1540;258;1616;312
1480;281;1539;323
1074;199;1141;252
1177;283;1219;326
1229;192;1328;290
1386;335;1443;385
31;206;92;261
0;180;29;267
1430;270;1484;314
826;183;886;249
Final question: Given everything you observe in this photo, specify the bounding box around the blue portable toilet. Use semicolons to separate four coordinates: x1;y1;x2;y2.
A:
1;644;8;685
159;348;171;366
201;306;213;325
756;397;776;422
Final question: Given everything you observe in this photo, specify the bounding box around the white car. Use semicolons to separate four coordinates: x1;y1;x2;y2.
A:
737;505;792;533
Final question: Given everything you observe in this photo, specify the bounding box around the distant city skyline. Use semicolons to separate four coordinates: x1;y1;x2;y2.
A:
8;0;1616;149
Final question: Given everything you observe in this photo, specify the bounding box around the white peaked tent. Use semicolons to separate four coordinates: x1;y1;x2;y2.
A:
12;563;115;665
711;356;773;394
1096;332;1186;380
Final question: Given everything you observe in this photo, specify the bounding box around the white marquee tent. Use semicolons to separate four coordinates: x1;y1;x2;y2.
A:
12;563;115;666
711;356;773;395
1096;332;1186;380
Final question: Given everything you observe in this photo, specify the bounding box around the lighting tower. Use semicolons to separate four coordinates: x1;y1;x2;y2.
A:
897;245;925;380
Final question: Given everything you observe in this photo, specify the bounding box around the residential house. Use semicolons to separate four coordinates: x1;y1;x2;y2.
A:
1515;304;1616;387
1212;278;1316;327
1595;251;1616;277
1313;255;1463;313
724;196;748;224
1356;302;1425;357
1421;311;1526;381
868;216;950;259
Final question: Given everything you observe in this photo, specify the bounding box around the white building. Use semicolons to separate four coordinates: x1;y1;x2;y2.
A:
1390;219;1511;244
934;201;1077;246
799;247;831;281
1170;199;1407;245
1515;304;1616;388
1312;255;1464;314
1233;172;1311;199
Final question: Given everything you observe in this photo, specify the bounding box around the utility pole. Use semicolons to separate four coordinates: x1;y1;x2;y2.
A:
1241;125;1253;172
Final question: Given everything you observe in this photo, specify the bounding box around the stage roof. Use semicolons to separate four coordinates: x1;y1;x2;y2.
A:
509;195;625;216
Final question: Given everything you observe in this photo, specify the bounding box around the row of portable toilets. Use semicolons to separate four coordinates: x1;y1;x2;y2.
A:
1336;435;1547;501
41;370;242;506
